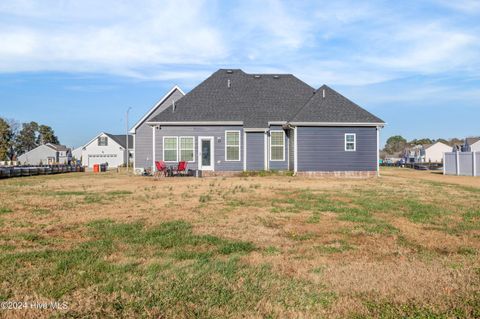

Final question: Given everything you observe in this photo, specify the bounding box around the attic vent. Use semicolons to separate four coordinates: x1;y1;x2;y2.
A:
273;75;280;79
322;89;325;98
172;100;176;112
226;70;233;74
227;79;231;88
254;75;261;79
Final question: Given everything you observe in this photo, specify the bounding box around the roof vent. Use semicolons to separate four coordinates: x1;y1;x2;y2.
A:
273;75;280;79
254;75;261;79
226;70;233;74
227;79;231;88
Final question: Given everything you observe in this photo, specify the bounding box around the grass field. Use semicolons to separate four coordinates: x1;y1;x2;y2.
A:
0;167;479;318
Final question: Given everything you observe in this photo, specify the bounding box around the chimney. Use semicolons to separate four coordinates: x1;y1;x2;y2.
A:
227;79;231;88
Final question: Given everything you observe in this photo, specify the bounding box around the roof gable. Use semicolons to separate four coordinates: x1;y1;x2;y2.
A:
82;132;132;149
130;86;185;133
466;137;480;145
104;133;133;149
291;85;384;124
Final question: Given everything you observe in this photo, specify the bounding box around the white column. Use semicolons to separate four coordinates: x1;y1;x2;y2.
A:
264;132;268;170
376;126;380;177
152;126;156;172
293;127;298;174
243;131;247;171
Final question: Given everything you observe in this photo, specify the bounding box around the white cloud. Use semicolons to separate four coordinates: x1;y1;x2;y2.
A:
0;0;479;87
0;0;227;75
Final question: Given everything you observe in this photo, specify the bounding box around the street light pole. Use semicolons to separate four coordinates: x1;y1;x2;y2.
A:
126;107;132;172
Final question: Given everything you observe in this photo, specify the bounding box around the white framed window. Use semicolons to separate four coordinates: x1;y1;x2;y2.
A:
179;136;195;162
270;130;285;161
345;133;356;151
225;131;241;161
163;137;178;162
98;136;108;146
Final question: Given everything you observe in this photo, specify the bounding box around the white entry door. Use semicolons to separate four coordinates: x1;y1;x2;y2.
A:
198;136;214;171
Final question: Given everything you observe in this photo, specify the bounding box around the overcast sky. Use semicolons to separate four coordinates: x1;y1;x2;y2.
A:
0;0;479;147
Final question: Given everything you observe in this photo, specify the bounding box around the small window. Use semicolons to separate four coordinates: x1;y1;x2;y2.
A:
225;131;240;161
163;137;178;161
98;136;108;146
179;137;195;162
270;131;285;161
345;133;356;151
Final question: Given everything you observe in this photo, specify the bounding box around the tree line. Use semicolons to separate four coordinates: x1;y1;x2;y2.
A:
0;117;60;161
383;135;464;155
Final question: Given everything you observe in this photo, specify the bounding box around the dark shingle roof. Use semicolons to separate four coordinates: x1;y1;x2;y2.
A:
466;137;480;145
45;143;69;151
105;134;133;149
291;85;384;123
150;69;384;127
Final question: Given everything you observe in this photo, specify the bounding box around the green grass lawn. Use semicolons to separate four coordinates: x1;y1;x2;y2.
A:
0;168;479;318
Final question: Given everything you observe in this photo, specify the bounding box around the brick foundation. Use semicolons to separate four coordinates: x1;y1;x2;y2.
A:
199;170;378;178
295;171;378;178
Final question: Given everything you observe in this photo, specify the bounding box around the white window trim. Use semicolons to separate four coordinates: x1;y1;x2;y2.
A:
270;130;285;161
179;136;195;163
225;130;241;161
98;136;108;146
345;133;356;152
163;136;178;162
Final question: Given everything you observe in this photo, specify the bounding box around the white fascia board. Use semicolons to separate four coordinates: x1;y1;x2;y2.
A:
244;128;268;132
129;85;185;134
146;121;243;126
289;122;386;127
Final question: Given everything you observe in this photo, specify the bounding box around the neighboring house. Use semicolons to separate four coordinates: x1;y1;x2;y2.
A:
464;137;480;152
80;132;134;168
72;147;83;163
17;143;71;165
130;86;185;173
134;69;385;176
403;141;451;163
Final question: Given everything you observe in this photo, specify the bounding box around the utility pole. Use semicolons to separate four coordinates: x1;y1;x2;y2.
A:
126;107;132;172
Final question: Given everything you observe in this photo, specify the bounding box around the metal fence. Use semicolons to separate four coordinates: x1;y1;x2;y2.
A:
444;152;479;176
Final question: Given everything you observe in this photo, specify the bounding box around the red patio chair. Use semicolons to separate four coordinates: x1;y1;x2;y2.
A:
172;161;188;176
154;161;167;179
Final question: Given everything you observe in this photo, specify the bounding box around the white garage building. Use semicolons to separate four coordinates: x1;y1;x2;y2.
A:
80;132;134;168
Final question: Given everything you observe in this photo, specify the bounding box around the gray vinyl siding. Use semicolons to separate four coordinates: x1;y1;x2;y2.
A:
297;126;377;171
154;126;244;171
246;132;264;170
269;125;288;170
134;90;184;170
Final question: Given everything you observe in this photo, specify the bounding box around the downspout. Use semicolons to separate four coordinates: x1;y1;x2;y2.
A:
376;126;380;177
